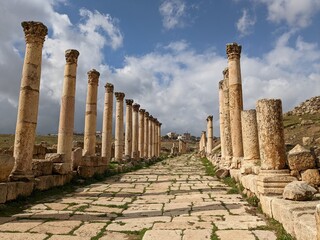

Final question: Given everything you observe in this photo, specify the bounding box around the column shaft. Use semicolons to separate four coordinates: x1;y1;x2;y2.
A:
219;80;226;158
144;112;149;158
223;69;233;158
115;92;125;161
139;109;145;158
148;116;153;158
124;99;133;158
132;103;140;160
158;123;162;157
206;116;213;154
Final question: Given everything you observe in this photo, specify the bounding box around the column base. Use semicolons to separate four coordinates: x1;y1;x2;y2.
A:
9;170;34;182
257;169;297;196
230;157;242;169
240;159;260;175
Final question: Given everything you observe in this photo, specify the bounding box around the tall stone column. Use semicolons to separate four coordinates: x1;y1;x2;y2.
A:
219;80;226;159
83;69;99;156
241;109;260;173
158;123;162;157
10;21;48;181
124;99;133;159
206;115;213;155
199;131;207;153
101;83;114;164
256;99;286;170
148;116;154;158
139;109;145;158
144;112;149;158
153;118;158;157
132;103;140;160
115;92;125;162
223;68;233;164
57;49;79;167
154;119;159;157
226;43;243;164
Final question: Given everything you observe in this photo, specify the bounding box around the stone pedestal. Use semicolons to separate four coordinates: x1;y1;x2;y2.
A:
226;43;243;164
256;99;286;170
139;109;145;158
132;103;140;160
10;21;48;182
115;92;125;162
83;69;99;157
144;112;149;158
57;49;79;170
101;83;114;164
206;115;213;155
124;99;133;159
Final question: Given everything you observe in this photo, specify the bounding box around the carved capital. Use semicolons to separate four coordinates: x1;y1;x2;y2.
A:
226;43;242;60
149;115;153;121
65;49;79;64
159;123;162;127
223;67;229;79
22;21;48;44
206;115;213;121
125;99;134;105
132;103;140;111
115;92;125;101
105;83;114;93
87;69;100;85
144;112;149;118
219;80;224;90
139;108;145;114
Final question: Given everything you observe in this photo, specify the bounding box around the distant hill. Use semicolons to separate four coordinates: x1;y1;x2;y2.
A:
286;96;320;116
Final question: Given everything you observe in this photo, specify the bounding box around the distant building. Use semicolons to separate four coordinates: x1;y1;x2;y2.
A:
167;132;177;139
183;132;191;140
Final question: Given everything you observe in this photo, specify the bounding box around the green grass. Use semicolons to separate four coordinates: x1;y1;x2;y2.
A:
253;219;295;240
222;177;240;194
211;224;220;240
201;157;217;177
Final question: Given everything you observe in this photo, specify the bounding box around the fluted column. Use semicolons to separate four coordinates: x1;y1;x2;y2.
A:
219;80;226;159
101;83;114;164
152;118;157;157
115;92;125;162
10;21;48;181
139;109;145;158
148;116;154;158
226;43;244;163
83;69;99;157
158;123;162;157
144;112;149;158
206;115;213;155
57;49;79;168
132;103;140;160
154;119;159;157
124;99;133;158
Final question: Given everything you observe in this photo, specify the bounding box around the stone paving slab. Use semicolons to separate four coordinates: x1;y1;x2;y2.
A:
0;154;277;239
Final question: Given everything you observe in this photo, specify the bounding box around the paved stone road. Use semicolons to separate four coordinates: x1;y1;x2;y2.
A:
0;154;277;240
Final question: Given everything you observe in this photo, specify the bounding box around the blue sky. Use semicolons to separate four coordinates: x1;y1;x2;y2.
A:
0;0;320;136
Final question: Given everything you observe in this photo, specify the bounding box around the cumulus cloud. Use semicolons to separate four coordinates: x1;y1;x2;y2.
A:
159;0;187;30
236;9;256;37
256;0;320;28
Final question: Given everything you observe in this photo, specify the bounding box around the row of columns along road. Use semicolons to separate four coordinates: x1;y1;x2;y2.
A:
201;42;294;194
9;21;162;182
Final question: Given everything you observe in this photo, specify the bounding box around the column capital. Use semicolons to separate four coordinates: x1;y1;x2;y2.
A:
65;49;79;64
223;67;229;79
206;115;213;121
87;69;100;85
139;108;145;113
125;99;134;105
226;43;242;60
159;122;162;127
132;103;140;111
115;92;125;101
104;83;114;93
22;21;48;44
149;115;153;121
219;80;224;90
145;112;149;118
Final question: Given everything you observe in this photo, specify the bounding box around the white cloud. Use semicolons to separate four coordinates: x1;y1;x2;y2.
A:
236;9;256;37
256;0;320;28
159;0;187;30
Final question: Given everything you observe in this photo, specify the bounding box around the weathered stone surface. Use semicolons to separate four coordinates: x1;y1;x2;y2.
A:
52;163;71;175
0;220;43;232
6;182;34;201
0;232;48;240
34;175;54;191
0;155;14;182
71;147;82;170
216;169;230;179
316;204;320;240
302;137;313;146
287;144;316;171
216;230;256;240
283;181;317;201
32;159;53;177
30;220;82;234
301;169;320;186
143;230;182;240
45;153;65;163
0;183;8;203
73;222;105;237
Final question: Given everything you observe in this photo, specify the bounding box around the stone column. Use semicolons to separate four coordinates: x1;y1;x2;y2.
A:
124;99;133;159
199;131;207;153
206;115;213;155
115;92;125;162
153;118;158;157
158;123;162;157
139;109;145;158
83;69;99;157
223;68;233;165
10;21;48;181
226;43;243;163
316;204;320;240
241;109;260;173
148;116;154;158
57;49;79;168
219;80;226;159
132;103;140;160
144;112;149;158
101;83;114;164
256;99;286;170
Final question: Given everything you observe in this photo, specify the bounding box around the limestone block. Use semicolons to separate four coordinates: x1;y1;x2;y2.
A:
294;213;317;240
80;156;99;167
0;155;14;182
34;144;47;156
34;175;54;191
302;137;314;146
287;144;316;171
301;169;320;186
215;169;230;179
241;175;258;195
229;169;241;182
0;183;8;203
283;181;317;201
71;147;82;170
45;153;65;163
52;163;71;175
32;159;53;177
259;196;274;217
6;182;34;201
316;204;320;240
78;166;95;178
52;174;72;186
